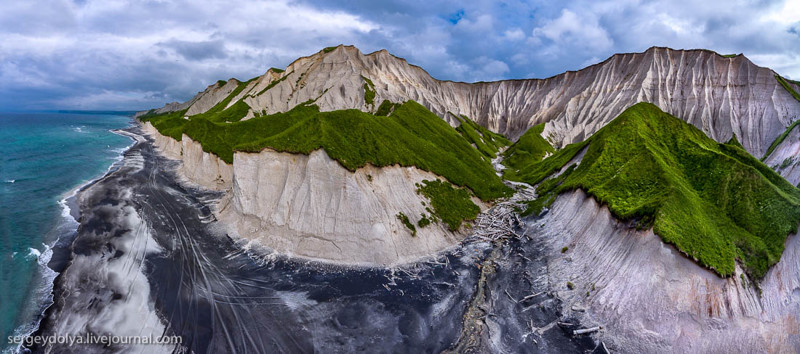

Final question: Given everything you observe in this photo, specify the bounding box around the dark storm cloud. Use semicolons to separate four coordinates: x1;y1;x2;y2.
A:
0;0;798;110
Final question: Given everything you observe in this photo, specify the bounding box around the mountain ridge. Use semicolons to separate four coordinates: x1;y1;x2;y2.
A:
143;45;800;159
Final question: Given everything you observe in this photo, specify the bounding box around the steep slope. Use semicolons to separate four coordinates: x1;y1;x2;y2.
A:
140;99;511;265
531;190;800;352
145;45;800;158
762;76;800;183
506;103;800;278
141;100;510;200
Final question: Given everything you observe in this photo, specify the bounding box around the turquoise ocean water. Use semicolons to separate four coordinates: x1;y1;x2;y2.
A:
0;112;133;352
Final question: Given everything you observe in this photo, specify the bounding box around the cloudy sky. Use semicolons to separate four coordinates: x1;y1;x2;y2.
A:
1;0;799;111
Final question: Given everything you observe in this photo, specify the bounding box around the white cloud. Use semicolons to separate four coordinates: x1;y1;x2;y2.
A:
503;28;526;41
0;0;380;109
2;0;800;109
532;9;613;53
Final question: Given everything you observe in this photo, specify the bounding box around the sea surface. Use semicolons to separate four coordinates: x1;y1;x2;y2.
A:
0;112;133;353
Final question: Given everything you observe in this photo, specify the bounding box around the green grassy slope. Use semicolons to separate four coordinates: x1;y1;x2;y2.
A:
454;115;511;159
139;109;189;140
506;102;800;278
502;122;555;178
141;100;511;202
762;120;800;161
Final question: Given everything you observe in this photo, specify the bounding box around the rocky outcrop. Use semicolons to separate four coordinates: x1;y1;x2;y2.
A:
142;123;471;265
179;136;233;191
141;121;181;160
531;190;800;352
217;149;466;265
185;79;240;116
150;45;800;158
764;124;800;186
142;121;233;191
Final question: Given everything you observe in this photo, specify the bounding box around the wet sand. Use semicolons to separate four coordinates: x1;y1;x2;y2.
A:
30;126;598;353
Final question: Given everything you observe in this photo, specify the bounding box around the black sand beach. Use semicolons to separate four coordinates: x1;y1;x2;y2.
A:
29;126;598;353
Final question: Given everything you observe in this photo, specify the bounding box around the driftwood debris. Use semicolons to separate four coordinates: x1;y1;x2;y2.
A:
573;326;601;336
519;292;544;302
472;182;535;241
505;289;518;303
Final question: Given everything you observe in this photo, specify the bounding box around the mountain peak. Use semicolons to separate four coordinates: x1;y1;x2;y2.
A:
147;45;800;158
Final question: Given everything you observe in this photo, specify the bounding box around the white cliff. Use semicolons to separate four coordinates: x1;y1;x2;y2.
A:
533;190;800;352
764;124;800;186
143;122;471;265
142;122;233;191
150;45;800;158
217;149;466;265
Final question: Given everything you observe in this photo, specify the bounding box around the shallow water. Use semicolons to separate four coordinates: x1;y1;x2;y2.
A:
0;112;132;352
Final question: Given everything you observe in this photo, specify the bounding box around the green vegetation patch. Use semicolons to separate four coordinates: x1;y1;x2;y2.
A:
396;212;416;236
503;122;555;178
323;46;338;53
375;100;398;116
762;119;800;160
507;102;800;279
269;67;285;73
142;100;511;201
455;115;511;159
362;76;376;107
139;109;189;140
416;179;480;231
417;214;432;228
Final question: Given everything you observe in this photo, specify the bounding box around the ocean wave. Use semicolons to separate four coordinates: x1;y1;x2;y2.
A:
4;179;14;183
9;243;58;352
10;125;139;350
27;247;41;260
72;126;86;133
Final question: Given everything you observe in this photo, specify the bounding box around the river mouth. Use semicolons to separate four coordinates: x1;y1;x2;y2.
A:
30;125;597;353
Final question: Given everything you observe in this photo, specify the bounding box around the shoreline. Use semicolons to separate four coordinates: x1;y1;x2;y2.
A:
29;122;596;352
14;122;138;353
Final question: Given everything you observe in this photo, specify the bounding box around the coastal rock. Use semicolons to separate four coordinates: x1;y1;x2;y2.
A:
533;190;800;352
142;122;233;191
764;124;800;185
143;122;470;265
218;149;466;265
185;79;239;116
179;135;233;191
141;121;181;160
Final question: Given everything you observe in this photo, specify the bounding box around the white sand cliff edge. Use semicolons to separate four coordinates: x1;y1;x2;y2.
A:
142;121;479;266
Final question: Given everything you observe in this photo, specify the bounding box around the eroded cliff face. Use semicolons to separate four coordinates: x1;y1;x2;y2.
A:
142;122;232;191
149;45;800;158
218;149;467;265
533;190;800;352
764;124;800;186
143;122;470;265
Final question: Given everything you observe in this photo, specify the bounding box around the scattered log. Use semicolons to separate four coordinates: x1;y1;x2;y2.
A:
519;292;543;302
573;326;601;336
504;289;518;303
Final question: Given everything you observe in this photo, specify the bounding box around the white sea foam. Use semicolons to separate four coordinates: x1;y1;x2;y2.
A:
11;124;140;352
